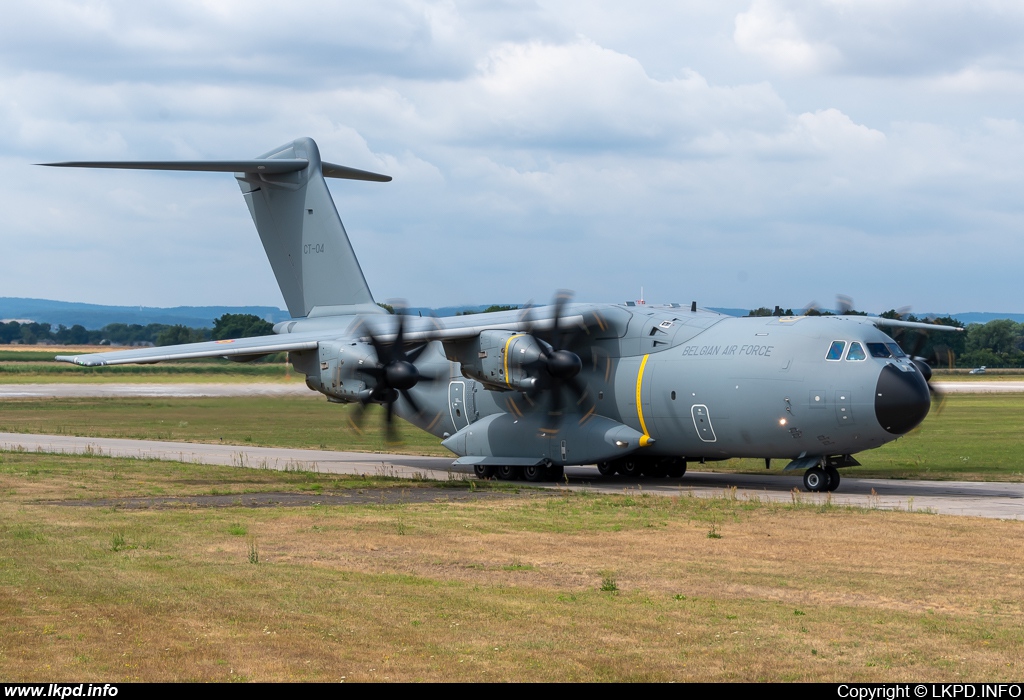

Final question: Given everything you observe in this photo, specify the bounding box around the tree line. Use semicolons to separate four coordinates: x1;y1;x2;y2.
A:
3;308;1022;368
0;314;274;347
747;306;1024;368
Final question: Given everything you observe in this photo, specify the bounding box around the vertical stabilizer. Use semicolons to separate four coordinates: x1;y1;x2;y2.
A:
235;137;384;318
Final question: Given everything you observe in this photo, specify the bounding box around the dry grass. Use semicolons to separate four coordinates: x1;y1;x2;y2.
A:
1;452;1022;682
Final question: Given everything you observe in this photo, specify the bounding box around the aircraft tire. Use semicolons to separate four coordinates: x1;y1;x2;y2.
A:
667;458;687;478
824;467;841;492
497;465;522;481
546;464;565;482
523;464;547;482
474;465;495;479
618;459;642;478
596;461;616;477
642;459;668;478
803;467;827;492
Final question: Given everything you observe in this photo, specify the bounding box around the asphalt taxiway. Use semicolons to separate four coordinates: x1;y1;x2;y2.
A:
2;432;1021;521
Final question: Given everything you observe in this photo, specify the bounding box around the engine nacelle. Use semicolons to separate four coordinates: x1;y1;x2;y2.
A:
443;330;549;392
308;340;379;401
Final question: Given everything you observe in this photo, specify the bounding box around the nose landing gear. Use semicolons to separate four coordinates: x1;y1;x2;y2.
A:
803;465;840;492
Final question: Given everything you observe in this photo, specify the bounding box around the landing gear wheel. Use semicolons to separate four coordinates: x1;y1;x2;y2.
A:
597;461;617;477
803;466;827;492
642;461;667;478
666;458;687;478
474;464;495;479
618;459;642;478
523;464;548;482
546;464;565;482
824;466;840;492
496;465;522;481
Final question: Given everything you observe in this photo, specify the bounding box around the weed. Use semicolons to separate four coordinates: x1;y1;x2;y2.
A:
600;571;619;593
673;594;686;601
228;523;247;536
110;531;127;552
503;559;534;571
247;538;259;564
794;610;806;616
707;521;722;539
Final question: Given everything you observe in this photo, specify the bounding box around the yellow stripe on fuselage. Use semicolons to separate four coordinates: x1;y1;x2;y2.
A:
636;354;652;446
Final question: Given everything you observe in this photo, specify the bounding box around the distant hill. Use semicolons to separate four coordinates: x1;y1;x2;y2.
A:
932;312;1024;325
0;297;290;329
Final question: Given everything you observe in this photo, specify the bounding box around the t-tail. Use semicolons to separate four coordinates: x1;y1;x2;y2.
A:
41;137;389;319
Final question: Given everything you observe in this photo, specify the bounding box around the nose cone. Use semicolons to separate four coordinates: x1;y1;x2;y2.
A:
875;364;931;434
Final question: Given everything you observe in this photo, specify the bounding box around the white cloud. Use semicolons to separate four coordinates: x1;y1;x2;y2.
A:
0;2;1023;314
734;0;841;73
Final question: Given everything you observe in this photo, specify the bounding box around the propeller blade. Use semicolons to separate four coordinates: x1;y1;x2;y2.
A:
910;332;928;359
400;388;422;416
931;384;947;415
392;310;407;359
567;376;590;406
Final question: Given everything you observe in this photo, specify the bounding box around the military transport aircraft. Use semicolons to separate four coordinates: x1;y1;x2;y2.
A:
44;137;960;492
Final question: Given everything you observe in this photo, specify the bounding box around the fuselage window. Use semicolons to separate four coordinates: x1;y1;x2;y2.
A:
886;343;907;358
825;341;846;361
846;342;866;361
867;343;891;358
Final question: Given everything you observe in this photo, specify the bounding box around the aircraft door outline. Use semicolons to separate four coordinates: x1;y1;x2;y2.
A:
691;404;717;442
449;380;470;431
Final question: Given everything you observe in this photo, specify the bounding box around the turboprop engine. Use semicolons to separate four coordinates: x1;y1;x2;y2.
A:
309;340;379;401
446;329;579;393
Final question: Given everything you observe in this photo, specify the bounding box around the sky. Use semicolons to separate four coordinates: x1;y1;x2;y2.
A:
2;0;1022;315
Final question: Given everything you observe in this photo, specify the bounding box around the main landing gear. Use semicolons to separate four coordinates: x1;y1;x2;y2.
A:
803;465;840;493
474;461;565;483
595;456;687;479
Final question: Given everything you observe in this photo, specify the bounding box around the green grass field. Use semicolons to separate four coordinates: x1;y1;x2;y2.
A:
1;393;1022;480
1;451;1022;682
0;348;297;383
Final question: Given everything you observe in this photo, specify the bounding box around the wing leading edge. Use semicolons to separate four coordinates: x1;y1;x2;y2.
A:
54;313;588;367
54;333;322;367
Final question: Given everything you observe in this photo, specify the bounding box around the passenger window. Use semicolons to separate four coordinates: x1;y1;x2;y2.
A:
846;342;866;361
825;341;846;361
867;343;891;358
886;343;906;358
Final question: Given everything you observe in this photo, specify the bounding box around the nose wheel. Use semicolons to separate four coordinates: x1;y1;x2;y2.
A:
803;466;841;492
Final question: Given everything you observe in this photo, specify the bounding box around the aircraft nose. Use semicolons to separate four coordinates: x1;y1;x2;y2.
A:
874;364;931;434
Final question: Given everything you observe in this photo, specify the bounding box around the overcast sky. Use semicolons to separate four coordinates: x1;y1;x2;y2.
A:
2;1;1022;315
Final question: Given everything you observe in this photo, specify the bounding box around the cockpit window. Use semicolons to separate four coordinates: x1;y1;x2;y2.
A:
867;343;891;358
846;342;866;361
886;343;907;358
826;341;846;361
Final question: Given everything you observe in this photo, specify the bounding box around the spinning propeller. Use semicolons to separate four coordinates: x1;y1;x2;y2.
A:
898;320;947;412
350;308;442;441
520;290;594;435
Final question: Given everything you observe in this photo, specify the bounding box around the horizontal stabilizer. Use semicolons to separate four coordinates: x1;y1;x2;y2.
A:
39;159;391;182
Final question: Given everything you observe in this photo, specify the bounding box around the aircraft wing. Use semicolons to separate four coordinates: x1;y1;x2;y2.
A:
868;317;964;333
54;333;324;366
53;313;587;367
